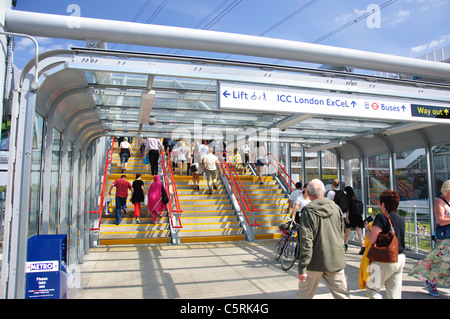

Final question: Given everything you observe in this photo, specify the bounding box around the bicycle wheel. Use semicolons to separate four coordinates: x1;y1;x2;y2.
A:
275;236;286;260
281;236;299;271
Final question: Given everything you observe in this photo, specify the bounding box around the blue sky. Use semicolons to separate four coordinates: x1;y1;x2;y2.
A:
11;0;450;71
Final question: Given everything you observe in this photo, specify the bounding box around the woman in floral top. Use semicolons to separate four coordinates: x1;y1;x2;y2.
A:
409;179;450;296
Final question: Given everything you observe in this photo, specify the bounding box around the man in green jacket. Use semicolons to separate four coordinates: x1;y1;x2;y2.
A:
297;179;350;299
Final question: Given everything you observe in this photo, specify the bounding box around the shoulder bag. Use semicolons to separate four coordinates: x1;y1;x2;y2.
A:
367;212;398;263
161;185;169;205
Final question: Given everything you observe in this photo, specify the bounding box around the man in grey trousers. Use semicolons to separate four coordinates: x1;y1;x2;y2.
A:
297;179;350;299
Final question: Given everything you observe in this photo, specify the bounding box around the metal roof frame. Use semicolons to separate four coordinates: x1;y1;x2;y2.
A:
16;48;449;160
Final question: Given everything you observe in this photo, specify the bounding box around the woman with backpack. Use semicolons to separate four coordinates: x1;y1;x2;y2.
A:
344;186;365;254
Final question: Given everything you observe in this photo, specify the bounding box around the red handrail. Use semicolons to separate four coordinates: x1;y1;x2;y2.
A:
90;137;115;231
267;152;295;192
224;152;258;213
160;149;182;229
217;153;259;227
165;150;182;213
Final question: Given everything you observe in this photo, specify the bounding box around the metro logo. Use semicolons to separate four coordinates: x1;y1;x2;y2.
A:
26;260;59;273
372;103;379;110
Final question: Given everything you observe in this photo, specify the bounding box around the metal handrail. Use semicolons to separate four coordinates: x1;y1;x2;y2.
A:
160;149;182;229
224;152;258;213
217;153;259;227
267;152;295;192
367;203;433;254
165;150;182;213
90;137;115;231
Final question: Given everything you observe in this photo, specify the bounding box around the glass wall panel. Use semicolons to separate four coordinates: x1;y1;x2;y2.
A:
290;143;303;183
394;149;432;253
305;151;318;183
322;150;337;188
365;154;390;211
28;114;44;237
66;142;75;263
394;149;428;202
49;129;61;234
432;144;450;196
344;159;362;200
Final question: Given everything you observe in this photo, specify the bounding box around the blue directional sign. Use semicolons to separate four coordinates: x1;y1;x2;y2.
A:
218;82;450;124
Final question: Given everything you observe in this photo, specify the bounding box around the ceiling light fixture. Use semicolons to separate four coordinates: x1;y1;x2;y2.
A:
138;89;155;125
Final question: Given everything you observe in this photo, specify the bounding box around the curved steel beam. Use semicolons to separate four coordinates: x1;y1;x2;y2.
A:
5;9;450;79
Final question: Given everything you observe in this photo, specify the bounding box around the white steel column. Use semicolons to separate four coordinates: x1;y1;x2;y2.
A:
1;73;38;298
40;113;54;234
70;141;81;264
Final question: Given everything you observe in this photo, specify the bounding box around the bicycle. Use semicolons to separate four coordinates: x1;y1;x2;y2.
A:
275;220;300;270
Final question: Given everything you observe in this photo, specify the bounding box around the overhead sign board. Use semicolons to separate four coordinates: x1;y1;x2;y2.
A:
218;82;450;124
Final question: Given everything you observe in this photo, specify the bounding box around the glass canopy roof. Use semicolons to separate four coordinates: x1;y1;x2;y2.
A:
33;48;450;157
80;53;405;148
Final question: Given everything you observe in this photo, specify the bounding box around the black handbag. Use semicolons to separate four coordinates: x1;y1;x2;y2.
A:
161;185;169;205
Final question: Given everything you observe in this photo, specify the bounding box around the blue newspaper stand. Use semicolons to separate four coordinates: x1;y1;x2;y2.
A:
25;234;68;299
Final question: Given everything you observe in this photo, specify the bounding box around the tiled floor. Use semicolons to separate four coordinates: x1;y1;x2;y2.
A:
73;240;449;299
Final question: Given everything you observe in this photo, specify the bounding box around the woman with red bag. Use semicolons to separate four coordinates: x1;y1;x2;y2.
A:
364;190;405;299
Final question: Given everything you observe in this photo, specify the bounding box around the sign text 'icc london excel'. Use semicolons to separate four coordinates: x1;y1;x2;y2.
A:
218;82;450;123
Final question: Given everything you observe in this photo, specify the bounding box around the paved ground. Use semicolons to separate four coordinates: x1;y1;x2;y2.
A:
73;240;449;300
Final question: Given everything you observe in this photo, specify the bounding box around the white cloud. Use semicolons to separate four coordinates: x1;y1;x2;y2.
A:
417;0;449;10
14;37;74;55
333;8;366;24
386;10;410;25
411;34;450;53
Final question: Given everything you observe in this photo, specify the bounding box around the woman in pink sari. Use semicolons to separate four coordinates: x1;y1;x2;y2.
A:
147;175;168;223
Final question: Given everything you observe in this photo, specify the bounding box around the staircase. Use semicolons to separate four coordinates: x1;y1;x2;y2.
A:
216;153;290;240
98;141;290;245
238;175;290;240
98;139;170;245
176;174;244;243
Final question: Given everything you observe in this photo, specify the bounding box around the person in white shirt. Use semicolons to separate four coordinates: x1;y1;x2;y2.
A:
119;137;133;172
202;148;222;194
292;188;311;223
239;143;250;173
174;140;187;175
287;182;303;217
326;178;340;200
145;137;162;175
252;141;267;184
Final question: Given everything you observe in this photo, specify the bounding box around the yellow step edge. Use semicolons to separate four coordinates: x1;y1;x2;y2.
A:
181;210;234;214
181;216;237;219
255;226;284;230
252;203;288;206
180;228;241;232
256;220;289;224
255;214;290;218
178;194;228;197
100;238;170;245
181;204;232;208
179;199;230;202
101;223;166;227
181;222;240;226
180;235;244;243
255;233;283;240
100;230;168;234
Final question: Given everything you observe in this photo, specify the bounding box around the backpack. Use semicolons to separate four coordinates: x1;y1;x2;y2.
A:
352;199;364;215
333;189;349;213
